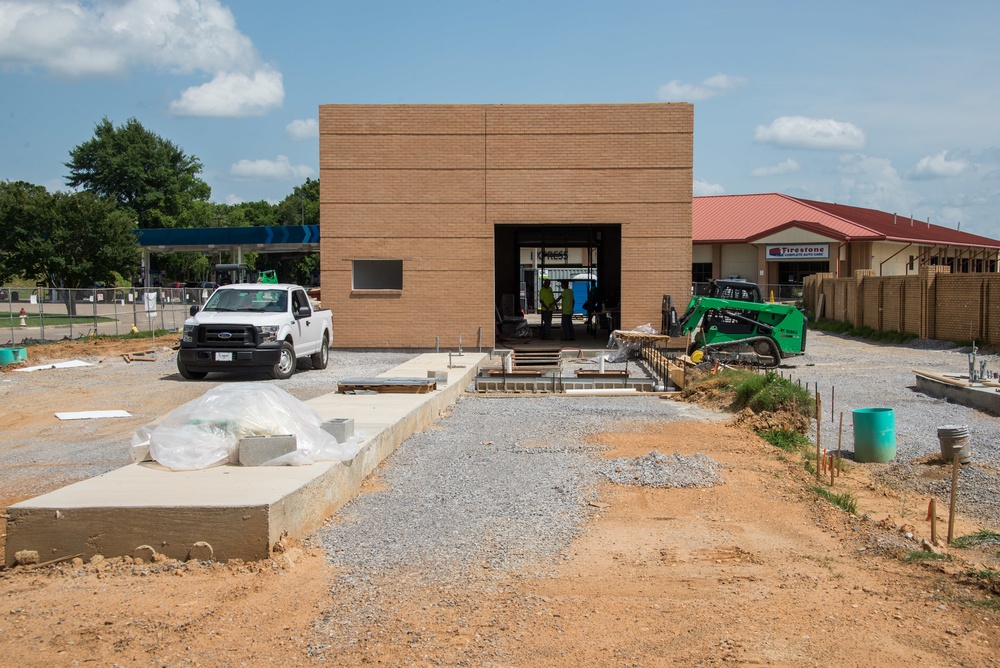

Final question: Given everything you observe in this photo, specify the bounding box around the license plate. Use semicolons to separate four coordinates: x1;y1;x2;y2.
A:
215;352;233;362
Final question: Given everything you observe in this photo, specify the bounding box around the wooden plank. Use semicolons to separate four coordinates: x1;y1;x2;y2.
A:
338;377;438;394
488;369;546;377
575;370;628;379
339;377;436;386
338;384;434;394
913;369;969;388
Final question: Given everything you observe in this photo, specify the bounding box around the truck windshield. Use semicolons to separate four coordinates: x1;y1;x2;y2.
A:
202;289;287;312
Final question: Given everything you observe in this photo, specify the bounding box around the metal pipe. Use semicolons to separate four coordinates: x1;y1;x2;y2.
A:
879;243;912;277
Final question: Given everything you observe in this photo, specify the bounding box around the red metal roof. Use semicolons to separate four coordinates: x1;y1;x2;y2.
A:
693;193;1000;249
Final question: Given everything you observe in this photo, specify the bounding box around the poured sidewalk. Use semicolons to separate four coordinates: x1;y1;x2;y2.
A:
4;353;486;566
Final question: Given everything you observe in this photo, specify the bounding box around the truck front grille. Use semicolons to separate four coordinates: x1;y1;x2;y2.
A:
198;325;256;347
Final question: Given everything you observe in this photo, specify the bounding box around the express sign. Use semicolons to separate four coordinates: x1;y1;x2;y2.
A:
765;244;830;260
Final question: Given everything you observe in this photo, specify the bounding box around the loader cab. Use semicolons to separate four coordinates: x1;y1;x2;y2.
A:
703;278;763;335
707;278;763;303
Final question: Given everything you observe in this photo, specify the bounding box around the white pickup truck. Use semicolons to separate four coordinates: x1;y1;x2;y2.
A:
176;283;332;380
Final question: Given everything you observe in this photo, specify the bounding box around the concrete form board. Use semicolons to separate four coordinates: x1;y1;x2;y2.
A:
4;353;486;566
915;374;1000;416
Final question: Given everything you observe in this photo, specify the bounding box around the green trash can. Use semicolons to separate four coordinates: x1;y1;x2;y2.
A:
853;408;896;463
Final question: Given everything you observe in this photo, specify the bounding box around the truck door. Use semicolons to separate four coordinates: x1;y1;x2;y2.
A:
290;289;316;354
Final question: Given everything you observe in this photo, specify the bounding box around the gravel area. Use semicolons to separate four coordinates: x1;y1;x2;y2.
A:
5;330;998;569
780;330;1000;527
317;395;721;582
317;331;1000;594
598;450;722;488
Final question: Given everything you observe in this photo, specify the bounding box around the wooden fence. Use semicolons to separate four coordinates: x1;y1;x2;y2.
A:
803;266;1000;344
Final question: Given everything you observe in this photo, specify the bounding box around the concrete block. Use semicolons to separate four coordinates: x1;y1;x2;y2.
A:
238;434;297;467
320;418;354;442
129;442;151;463
428;369;448;386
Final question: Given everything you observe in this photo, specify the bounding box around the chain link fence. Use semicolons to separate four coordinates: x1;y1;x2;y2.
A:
1;286;216;346
691;282;803;301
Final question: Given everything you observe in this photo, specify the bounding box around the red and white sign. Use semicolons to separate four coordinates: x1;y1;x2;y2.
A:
765;244;830;260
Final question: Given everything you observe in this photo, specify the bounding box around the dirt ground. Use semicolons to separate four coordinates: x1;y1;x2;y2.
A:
1;339;998;666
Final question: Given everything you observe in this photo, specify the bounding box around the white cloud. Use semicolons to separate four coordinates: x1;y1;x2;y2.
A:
693;178;726;196
286;118;319;141
0;0;283;116
42;177;66;193
754;116;866;151
908;151;969;179
170;66;283;117
750;159;800;177
834;154;921;214
229;155;314;181
656;73;746;102
224;193;244;205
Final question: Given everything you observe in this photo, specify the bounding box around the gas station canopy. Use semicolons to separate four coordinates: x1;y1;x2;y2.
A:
136;225;320;254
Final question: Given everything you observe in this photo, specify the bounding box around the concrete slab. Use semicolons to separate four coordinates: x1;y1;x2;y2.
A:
914;371;1000;416
4;353;487;566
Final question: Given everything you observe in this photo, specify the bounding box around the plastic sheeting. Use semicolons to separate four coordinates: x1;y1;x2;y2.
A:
603;323;658;362
134;383;361;471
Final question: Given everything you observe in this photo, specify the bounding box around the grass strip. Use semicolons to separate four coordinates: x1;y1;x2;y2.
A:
810;485;858;515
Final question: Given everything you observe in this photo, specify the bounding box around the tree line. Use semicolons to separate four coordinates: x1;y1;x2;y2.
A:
0;116;320;312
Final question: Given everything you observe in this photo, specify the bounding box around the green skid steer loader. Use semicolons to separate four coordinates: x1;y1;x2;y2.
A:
669;279;807;368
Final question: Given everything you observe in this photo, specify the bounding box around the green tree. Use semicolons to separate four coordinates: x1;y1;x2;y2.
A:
268;178;320;285
65;117;211;229
0;181;140;314
221;199;279;228
275;178;319;227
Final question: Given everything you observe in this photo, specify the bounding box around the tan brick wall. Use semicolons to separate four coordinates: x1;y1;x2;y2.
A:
935;275;985;342
319;103;693;348
860;278;881;330
804;266;1000;343
902;278;924;336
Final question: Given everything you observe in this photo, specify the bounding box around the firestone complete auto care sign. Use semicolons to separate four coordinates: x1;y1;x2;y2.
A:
765;244;830;260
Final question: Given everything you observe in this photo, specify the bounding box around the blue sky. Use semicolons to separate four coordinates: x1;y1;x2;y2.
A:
2;1;999;237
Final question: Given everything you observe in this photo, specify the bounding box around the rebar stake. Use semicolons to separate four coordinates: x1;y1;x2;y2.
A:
929;498;938;545
948;453;960;544
815;395;823;480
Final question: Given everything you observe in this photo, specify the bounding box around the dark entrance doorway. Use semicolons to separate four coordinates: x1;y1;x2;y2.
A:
768;260;831;300
494;224;622;334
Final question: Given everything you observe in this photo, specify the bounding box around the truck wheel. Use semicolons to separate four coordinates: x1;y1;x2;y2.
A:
270;341;297;380
177;359;207;380
310;334;329;370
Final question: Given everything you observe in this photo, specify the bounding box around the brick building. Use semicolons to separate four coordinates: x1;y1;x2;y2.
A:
318;104;693;349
